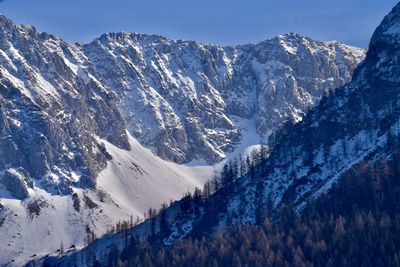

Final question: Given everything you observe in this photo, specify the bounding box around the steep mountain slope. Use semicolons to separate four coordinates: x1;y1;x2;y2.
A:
0;131;216;266
83;32;364;164
258;1;400;212
0;15;365;265
57;149;400;267
51;3;400;266
0;17;131;193
209;1;400;227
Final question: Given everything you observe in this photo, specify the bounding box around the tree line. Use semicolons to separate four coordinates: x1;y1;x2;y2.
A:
98;148;400;267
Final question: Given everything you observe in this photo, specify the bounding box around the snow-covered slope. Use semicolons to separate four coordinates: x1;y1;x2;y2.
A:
0;132;216;266
0;14;365;265
95;133;215;218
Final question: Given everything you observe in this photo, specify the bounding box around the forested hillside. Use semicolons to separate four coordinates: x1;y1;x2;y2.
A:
97;150;400;267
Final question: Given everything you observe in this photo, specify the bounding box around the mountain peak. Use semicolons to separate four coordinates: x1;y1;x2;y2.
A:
278;32;306;40
0;13;12;25
0;14;38;41
371;2;400;46
95;31;169;46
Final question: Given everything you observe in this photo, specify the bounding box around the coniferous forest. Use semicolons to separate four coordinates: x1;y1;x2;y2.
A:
89;148;400;267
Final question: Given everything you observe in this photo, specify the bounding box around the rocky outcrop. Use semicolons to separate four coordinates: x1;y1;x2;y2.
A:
0;17;130;194
1;168;31;200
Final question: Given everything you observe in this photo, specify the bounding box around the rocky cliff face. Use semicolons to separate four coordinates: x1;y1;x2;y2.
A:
0;17;130;194
82;32;365;164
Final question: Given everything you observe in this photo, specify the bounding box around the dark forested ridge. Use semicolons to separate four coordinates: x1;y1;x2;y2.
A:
67;149;400;267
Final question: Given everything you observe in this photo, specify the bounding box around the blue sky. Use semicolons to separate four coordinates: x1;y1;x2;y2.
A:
0;0;398;47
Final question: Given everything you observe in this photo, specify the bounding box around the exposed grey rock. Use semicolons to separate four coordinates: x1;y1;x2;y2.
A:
0;16;131;193
1;168;30;200
25;197;49;218
84;32;365;164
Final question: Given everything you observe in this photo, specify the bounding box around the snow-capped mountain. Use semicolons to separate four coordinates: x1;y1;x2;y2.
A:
50;3;400;266
0;14;365;265
84;32;365;164
0;15;364;192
